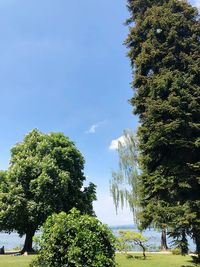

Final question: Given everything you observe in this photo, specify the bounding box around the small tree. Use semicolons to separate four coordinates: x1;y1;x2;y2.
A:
117;230;148;259
31;209;116;267
0;129;96;253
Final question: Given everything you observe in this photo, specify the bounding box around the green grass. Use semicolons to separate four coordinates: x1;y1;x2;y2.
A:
0;253;200;267
0;255;35;267
116;253;200;267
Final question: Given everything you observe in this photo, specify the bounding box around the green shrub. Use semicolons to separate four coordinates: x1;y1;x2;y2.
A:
126;253;134;259
171;247;182;255
30;208;116;267
32;236;41;252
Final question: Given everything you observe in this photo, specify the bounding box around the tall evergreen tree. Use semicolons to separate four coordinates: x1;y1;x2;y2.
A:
125;0;200;260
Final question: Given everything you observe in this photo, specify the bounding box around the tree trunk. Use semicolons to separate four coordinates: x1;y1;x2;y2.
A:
161;228;168;251
21;229;35;254
0;246;4;254
180;229;188;255
140;242;146;259
193;231;200;263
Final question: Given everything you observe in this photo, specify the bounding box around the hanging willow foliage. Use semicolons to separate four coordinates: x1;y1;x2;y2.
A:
110;129;141;224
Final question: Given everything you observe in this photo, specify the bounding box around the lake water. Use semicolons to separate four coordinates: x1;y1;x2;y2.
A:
0;226;195;252
0;232;25;250
111;226;195;252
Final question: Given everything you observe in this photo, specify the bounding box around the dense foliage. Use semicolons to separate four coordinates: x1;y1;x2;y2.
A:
31;209;116;267
0;129;96;252
126;0;200;260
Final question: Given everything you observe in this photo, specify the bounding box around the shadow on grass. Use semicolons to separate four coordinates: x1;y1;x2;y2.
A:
181;261;200;267
125;254;152;261
181;256;200;267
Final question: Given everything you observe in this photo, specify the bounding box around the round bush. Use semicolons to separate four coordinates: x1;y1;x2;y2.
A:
171;247;182;255
31;208;116;267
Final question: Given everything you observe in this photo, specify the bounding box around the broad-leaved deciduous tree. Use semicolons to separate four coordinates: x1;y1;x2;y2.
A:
0;129;96;252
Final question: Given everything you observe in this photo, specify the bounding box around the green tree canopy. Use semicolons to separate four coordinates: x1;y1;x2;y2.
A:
0;129;96;252
125;0;200;260
117;230;148;259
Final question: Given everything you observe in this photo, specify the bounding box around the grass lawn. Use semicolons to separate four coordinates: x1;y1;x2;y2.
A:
0;253;200;267
116;253;200;267
0;255;35;267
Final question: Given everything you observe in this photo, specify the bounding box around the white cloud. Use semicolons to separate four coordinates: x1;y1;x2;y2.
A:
109;135;126;150
86;120;107;134
87;124;98;134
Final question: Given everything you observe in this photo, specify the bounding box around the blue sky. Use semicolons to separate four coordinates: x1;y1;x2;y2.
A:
0;0;199;225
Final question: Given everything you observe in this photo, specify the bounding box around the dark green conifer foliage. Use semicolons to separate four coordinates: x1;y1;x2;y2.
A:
126;0;200;259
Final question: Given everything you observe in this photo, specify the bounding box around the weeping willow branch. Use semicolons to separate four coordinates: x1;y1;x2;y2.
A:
110;129;141;224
